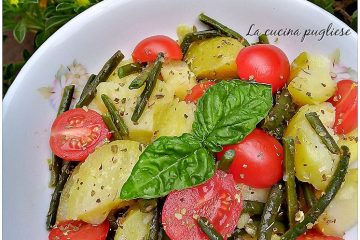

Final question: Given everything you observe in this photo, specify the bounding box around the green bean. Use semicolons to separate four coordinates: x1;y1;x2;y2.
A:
198;13;249;47
262;89;296;140
305;112;340;154
129;67;151;90
302;183;317;209
147;201;160;240
243;200;265;216
101;94;128;136
180;30;222;55
245;220;286;237
49;85;75;187
46;161;77;229
283;137;298;227
102;114;122;141
197;217;224;240
76;50;124;107
79;74;96;101
118;62;143;78
131;53;164;122
138;199;158;213
217;149;235;172
258;183;284;240
281;146;350;240
258;34;269;44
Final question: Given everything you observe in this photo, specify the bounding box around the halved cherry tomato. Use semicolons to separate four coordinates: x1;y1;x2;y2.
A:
217;128;283;188
184;81;216;103
328;79;358;134
236;44;290;93
162;170;242;240
49;108;111;161
48;220;109;240
296;229;343;240
132;35;182;62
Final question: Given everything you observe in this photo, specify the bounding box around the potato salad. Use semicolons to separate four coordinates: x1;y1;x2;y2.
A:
46;13;357;240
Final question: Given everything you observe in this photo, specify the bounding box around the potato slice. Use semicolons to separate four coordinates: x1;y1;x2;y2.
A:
288;52;336;106
236;183;270;203
317;169;358;237
153;99;196;140
184;37;244;79
285;103;339;190
161;61;197;100
94;75;175;143
58;140;142;224
338;128;358;164
114;206;153;240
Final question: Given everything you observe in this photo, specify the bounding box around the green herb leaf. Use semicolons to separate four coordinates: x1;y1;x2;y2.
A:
192;80;273;152
56;3;75;12
13;20;27;43
350;10;357;32
308;0;334;14
45;15;73;32
120;133;215;199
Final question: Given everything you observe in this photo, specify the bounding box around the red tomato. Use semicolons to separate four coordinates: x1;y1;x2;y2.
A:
216;128;283;188
184;81;216;103
162;170;243;240
48;220;109;240
50;108;111;161
132;35;182;62
236;44;290;93
328;80;358;134
296;229;343;240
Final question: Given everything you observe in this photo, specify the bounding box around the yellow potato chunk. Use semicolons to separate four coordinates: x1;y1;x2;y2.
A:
184;37;244;79
153;99;196;140
161;60;197;100
285;103;339;190
288;52;336;106
57;140;142;224
317;169;358;237
338;128;358;164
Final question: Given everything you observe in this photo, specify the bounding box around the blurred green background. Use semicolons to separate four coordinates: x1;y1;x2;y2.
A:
2;0;357;96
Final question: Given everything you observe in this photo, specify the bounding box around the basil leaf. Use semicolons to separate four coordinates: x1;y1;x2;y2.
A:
192;80;273;152
120;133;215;199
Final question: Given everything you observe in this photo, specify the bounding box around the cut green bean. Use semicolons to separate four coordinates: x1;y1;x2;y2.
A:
101;94;128;136
76;50;124;107
147;201;160;240
283;137;298;227
243;200;265;216
305;112;340;154
102;114;122;141
217;149;235;172
138;199;157;213
79;74;96;100
131;53;164;122
199;13;249;46
46;161;77;229
118;62;143;78
129;67;151;90
180;29;222;55
258;34;269;44
281;146;350;240
49;85;75;187
197;217;224;240
262;89;296;140
302;183;317;209
258;183;284;240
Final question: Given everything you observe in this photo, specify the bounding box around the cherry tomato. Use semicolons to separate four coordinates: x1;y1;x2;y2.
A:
184;81;216;103
236;44;290;93
162;170;243;240
48;220;109;240
328;79;358;134
296;229;343;240
49;108;111;161
217;128;283;188
132;35;182;62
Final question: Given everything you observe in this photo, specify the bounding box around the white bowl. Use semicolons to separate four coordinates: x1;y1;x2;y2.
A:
3;0;357;238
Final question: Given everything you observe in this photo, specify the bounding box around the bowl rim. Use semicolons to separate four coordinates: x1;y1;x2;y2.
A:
2;0;357;117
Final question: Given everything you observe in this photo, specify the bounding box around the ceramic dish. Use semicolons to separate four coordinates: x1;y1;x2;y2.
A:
3;0;357;238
